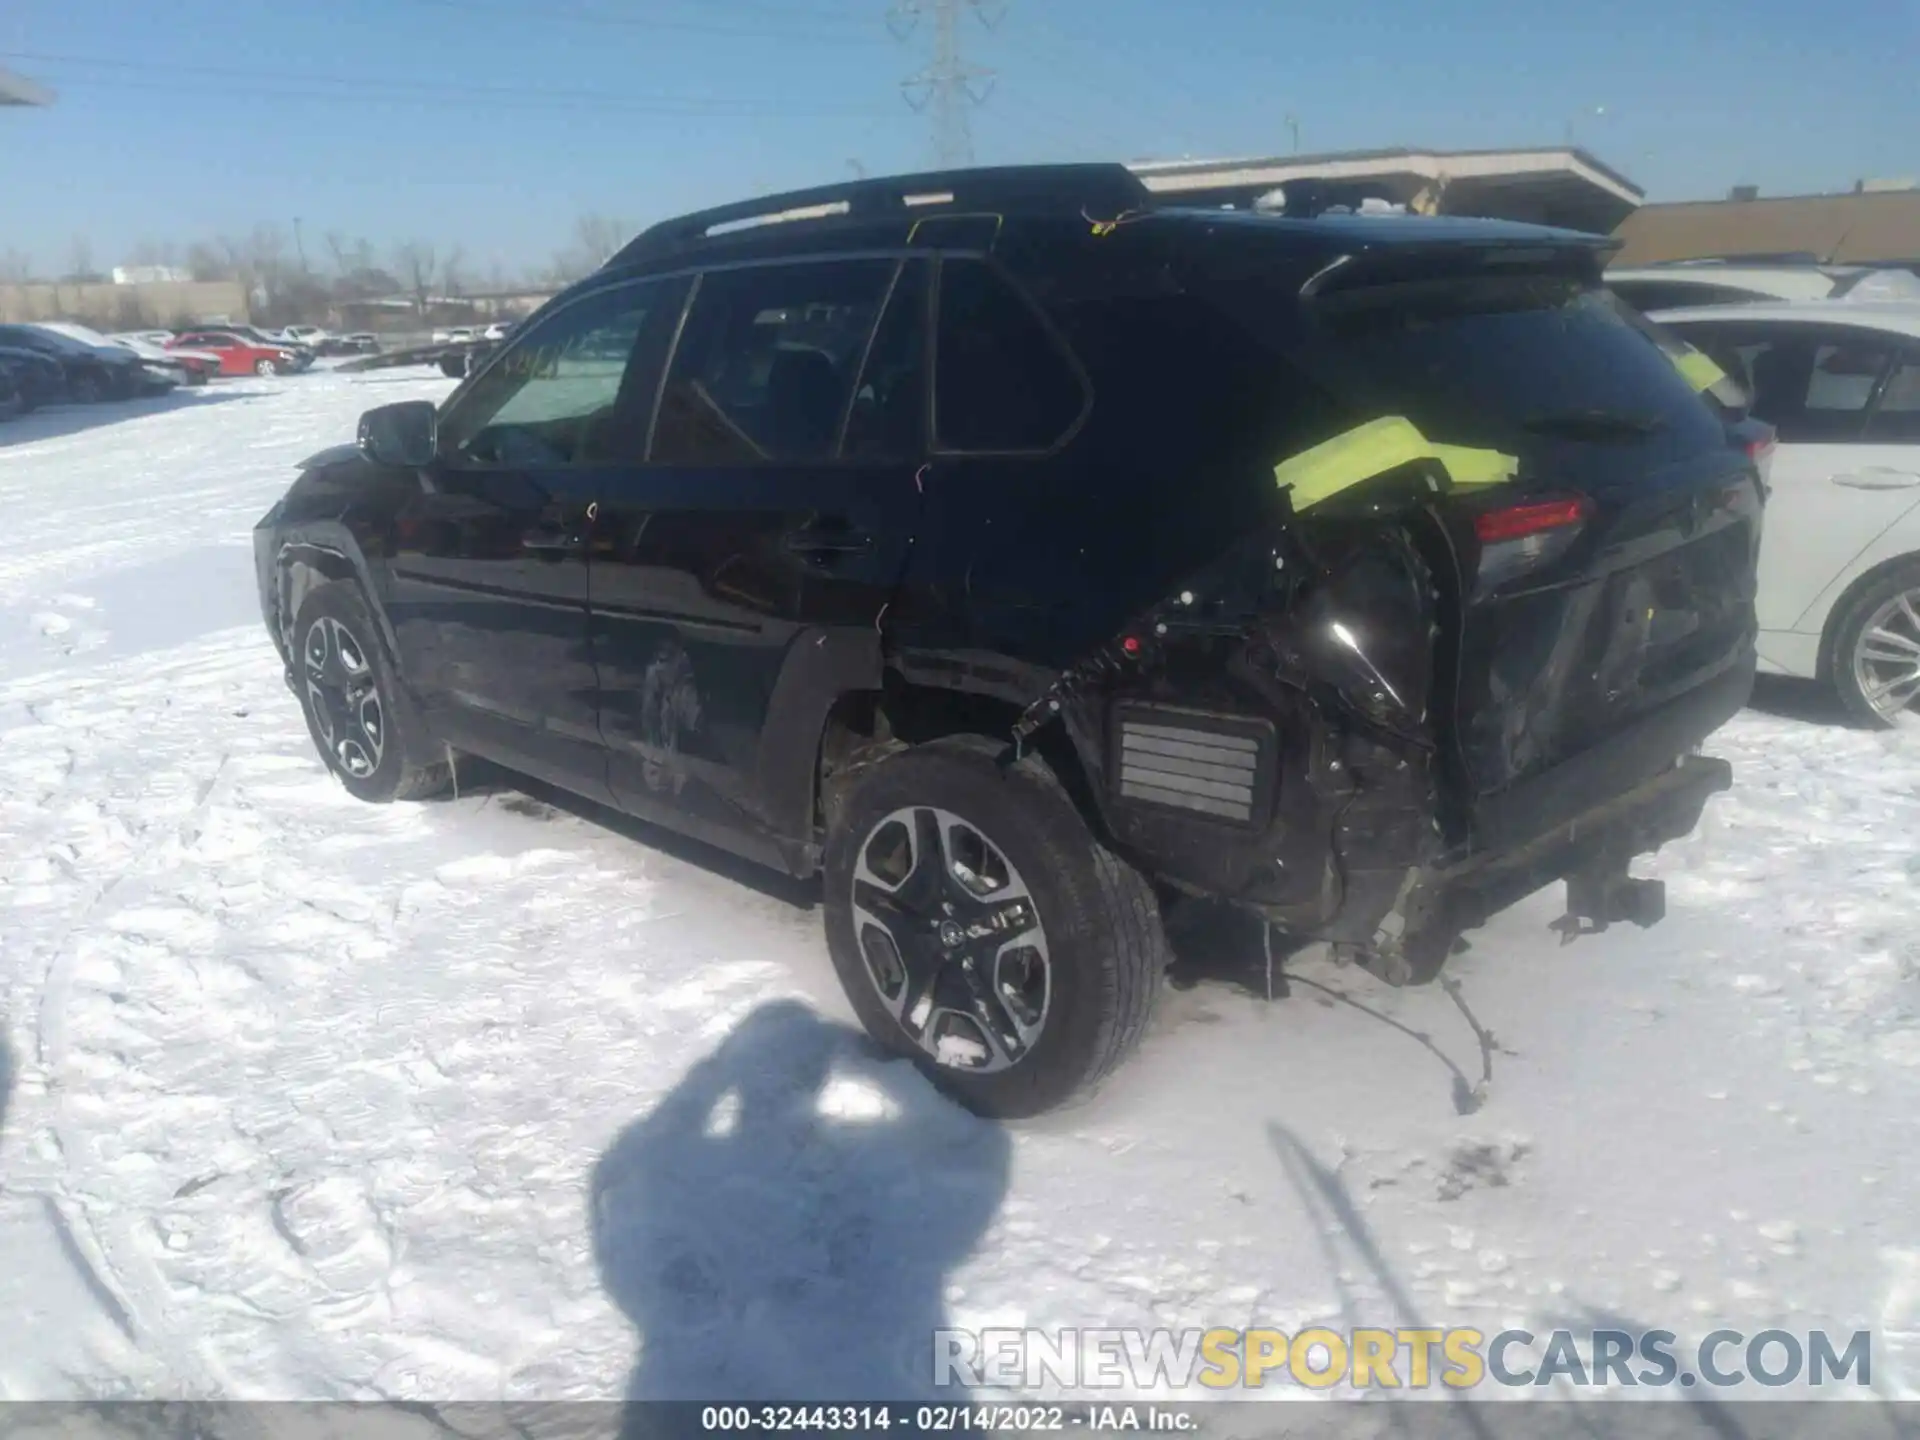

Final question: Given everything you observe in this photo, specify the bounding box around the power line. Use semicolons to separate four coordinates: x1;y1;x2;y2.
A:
0;50;891;117
404;0;881;44
890;0;1001;168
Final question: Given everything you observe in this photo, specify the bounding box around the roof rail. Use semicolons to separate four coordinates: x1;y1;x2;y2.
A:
610;163;1153;265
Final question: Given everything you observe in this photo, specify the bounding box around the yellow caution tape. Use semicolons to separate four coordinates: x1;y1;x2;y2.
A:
1272;416;1518;510
1670;347;1729;394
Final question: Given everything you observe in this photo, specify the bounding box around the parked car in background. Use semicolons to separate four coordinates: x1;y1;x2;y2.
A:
1653;299;1920;726
33;323;188;393
311;332;382;357
481;319;516;341
0;323;151;401
234;326;317;366
107;332;221;385
0;345;68;409
1610;262;1920;314
282;325;330;345
430;326;477;345
254;164;1765;1116
169;329;309;376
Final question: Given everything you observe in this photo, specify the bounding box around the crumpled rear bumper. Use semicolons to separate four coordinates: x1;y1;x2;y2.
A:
1370;752;1733;984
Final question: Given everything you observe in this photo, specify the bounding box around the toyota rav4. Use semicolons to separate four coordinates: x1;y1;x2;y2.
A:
253;164;1763;1116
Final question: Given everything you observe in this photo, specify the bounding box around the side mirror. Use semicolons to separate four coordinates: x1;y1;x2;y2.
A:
358;400;438;468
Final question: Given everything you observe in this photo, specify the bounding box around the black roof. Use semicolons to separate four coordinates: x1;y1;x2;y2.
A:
599;163;1615;281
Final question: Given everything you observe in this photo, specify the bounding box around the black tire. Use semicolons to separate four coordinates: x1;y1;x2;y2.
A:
1828;559;1920;729
291;580;451;803
255;358;280;377
69;372;103;404
822;735;1166;1119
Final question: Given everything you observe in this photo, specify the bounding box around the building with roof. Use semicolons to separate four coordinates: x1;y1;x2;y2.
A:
1126;146;1643;234
0;67;55;106
1610;184;1920;269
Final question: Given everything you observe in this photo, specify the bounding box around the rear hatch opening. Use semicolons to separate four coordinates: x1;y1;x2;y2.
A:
1193;230;1763;855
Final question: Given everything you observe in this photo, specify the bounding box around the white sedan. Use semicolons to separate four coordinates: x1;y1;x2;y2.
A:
1654;300;1920;725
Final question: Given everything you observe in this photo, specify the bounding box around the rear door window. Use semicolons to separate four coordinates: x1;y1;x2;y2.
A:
843;259;930;462
1688;326;1896;443
933;257;1087;453
651;258;895;465
1864;352;1920;444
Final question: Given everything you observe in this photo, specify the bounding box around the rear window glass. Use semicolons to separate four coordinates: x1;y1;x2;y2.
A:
1311;277;1734;456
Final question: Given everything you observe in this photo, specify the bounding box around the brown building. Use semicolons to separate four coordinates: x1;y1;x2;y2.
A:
1611;186;1920;268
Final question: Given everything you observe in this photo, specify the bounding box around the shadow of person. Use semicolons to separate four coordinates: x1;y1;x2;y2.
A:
592;1000;1011;1417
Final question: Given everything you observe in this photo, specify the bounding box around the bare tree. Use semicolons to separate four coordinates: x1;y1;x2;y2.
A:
126;239;182;269
546;213;632;286
575;214;629;268
66;235;101;283
185;241;231;282
392;241;439;314
0;249;33;283
440;244;469;299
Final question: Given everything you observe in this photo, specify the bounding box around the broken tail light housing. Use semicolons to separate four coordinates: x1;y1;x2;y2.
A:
1745;424;1776;498
1472;495;1592;595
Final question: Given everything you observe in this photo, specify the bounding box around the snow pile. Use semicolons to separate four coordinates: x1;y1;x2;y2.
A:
1;375;1918;1409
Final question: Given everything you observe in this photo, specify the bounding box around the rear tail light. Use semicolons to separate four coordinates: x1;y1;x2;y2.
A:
1472;495;1592;595
1473;498;1591;544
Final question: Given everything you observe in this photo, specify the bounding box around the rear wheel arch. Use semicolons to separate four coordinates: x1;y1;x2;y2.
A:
813;674;1108;850
1817;547;1920;681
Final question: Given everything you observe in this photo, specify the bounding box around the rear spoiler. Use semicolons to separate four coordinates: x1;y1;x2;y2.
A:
1300;233;1618;302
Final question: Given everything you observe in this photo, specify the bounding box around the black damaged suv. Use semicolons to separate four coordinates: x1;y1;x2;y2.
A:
253;165;1762;1116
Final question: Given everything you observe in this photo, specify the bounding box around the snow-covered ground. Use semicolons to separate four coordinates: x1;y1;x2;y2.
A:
3;375;1919;1409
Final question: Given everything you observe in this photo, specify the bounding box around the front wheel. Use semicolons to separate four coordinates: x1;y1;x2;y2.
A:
292;581;451;803
1832;561;1920;727
255;357;281;377
823;736;1166;1118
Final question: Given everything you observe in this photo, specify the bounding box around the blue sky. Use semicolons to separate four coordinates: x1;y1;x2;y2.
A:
3;0;1915;278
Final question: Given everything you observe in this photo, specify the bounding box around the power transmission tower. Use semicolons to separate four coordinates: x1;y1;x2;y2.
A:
890;0;1003;168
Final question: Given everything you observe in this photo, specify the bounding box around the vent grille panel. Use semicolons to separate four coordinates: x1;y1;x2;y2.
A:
1115;712;1269;825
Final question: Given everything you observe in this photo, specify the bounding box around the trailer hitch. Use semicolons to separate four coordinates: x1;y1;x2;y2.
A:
1553;866;1666;943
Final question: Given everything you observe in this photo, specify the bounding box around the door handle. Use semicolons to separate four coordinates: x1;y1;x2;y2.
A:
522;528;585;554
781;526;874;555
1832;469;1920;490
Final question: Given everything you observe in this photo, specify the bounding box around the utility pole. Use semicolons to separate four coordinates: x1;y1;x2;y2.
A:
890;0;1001;168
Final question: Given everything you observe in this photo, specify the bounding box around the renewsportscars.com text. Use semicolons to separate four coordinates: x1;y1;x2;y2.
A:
933;1326;1874;1391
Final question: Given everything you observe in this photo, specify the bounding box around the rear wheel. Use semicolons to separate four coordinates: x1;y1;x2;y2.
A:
292;581;451;803
822;736;1166;1118
1832;562;1920;727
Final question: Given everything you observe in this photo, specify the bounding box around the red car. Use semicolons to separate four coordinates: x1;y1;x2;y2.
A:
168;329;305;377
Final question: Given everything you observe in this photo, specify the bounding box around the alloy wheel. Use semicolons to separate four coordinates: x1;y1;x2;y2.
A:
303;615;386;779
1851;586;1920;723
849;806;1052;1073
